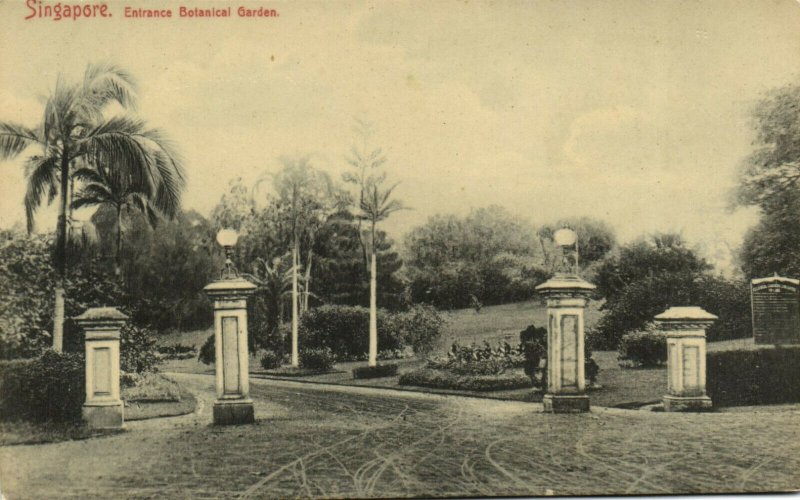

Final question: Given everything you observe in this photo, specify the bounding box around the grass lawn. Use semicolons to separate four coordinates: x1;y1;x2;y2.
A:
0;421;123;447
0;374;197;446
439;298;603;348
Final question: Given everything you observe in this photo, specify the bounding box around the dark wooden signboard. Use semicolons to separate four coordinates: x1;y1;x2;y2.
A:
751;276;800;345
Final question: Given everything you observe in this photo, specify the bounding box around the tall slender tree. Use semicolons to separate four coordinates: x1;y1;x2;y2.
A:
0;63;183;350
345;121;405;367
256;157;335;367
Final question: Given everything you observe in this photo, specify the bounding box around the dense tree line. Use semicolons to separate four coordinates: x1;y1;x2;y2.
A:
403;207;616;309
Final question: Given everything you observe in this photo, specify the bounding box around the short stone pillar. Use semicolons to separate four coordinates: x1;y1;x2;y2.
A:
204;277;257;425
74;307;127;429
536;276;596;413
654;306;717;412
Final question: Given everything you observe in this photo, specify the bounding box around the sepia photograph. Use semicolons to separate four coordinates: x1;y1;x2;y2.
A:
0;0;799;497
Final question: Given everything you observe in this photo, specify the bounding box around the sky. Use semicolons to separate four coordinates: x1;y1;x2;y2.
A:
2;0;800;271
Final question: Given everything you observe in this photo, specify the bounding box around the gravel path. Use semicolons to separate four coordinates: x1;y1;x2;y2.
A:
1;373;798;498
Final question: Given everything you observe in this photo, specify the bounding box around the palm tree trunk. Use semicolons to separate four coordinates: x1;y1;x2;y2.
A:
115;205;123;276
291;236;300;368
303;247;313;313
368;224;378;367
52;153;70;352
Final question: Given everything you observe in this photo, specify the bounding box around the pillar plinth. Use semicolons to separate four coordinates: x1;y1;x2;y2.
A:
536;276;595;413
74;307;127;429
204;277;257;425
655;306;717;412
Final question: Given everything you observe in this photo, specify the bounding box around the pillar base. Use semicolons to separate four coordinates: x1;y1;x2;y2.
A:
213;399;254;425
83;401;124;429
543;393;590;413
663;395;712;412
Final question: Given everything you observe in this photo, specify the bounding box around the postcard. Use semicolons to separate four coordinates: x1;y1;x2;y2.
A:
1;1;799;498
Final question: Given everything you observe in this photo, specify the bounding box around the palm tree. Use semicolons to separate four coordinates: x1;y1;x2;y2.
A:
256;157;334;368
345;121;405;367
70;123;184;273
246;256;296;349
0;62;183;350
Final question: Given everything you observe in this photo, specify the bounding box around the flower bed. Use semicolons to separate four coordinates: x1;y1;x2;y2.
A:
398;367;531;392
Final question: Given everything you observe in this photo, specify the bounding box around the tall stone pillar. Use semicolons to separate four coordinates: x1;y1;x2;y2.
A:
655;306;717;412
536;276;596;413
204;277;257;425
75;307;127;429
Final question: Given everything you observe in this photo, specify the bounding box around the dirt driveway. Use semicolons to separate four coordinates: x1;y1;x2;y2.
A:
1;373;798;498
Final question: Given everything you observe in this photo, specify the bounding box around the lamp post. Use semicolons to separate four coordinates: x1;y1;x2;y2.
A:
204;228;257;425
536;227;595;413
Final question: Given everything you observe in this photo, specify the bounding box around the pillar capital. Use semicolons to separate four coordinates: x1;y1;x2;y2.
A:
74;307;128;335
535;276;596;299
654;306;717;334
204;277;257;300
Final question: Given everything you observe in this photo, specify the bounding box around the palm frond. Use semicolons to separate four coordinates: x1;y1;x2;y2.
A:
130;192;161;228
23;155;59;233
83;61;138;112
71;167;104;184
0;122;41;159
70;194;106;211
73;182;114;205
43;79;80;145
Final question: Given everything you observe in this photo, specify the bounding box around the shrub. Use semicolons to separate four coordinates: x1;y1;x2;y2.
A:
429;341;523;376
391;305;445;355
519;324;547;386
398;368;531;391
199;334;215;365
299;305;404;361
299;347;335;371
0;350;85;422
707;347;800;407
259;349;284;370
352;363;399;379
617;326;667;368
585;358;600;385
594;273;751;350
120;324;160;374
518;323;600;387
120;373;181;402
156;343;197;360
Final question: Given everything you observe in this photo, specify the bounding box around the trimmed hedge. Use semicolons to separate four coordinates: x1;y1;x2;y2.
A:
0;350;85;422
259;349;284;370
300;306;400;361
299;347;335;371
352;363;398;379
707;347;800;407
398;368;531;392
301;305;445;361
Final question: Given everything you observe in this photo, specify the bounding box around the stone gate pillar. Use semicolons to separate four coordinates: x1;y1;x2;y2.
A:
537;276;596;413
204;277;257;425
654;306;717;412
75;307;127;429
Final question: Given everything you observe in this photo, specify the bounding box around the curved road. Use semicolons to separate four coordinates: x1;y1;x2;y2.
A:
1;373;798;498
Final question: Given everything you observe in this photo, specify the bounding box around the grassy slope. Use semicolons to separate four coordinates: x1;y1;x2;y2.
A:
439;299;603;348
